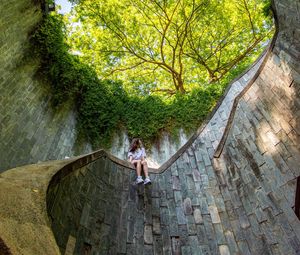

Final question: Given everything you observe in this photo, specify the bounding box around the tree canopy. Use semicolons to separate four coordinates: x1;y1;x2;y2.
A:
32;1;273;148
67;0;273;95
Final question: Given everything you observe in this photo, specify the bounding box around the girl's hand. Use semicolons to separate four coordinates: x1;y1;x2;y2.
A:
129;156;133;164
131;159;141;164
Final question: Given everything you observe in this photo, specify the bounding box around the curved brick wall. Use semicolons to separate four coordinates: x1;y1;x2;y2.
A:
211;0;300;254
46;0;300;254
0;0;299;254
47;153;135;254
0;0;268;173
0;0;92;173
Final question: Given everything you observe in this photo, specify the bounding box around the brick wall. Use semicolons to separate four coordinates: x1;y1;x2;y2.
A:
47;156;133;254
44;1;300;254
212;0;300;253
0;0;91;173
0;0;270;173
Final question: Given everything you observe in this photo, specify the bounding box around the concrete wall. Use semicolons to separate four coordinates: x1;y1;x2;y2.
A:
215;0;300;218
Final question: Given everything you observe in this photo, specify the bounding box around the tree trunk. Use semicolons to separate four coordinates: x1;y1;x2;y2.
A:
209;73;218;83
173;73;185;93
177;76;185;93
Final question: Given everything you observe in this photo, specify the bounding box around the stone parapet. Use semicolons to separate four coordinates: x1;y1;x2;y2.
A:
0;0;300;254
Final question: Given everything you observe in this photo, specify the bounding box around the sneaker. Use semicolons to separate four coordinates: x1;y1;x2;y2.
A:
144;177;151;185
135;176;144;184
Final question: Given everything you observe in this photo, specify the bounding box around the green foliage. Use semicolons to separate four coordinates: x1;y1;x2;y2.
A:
262;0;273;17
46;0;55;4
32;9;271;149
68;0;274;95
31;14;123;146
79;82;223;148
78;80;126;147
32;14;82;105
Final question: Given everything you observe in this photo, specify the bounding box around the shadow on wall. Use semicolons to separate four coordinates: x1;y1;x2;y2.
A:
47;156;143;254
26;1;300;255
212;40;300;255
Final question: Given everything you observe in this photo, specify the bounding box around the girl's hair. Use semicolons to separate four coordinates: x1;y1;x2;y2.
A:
129;138;143;152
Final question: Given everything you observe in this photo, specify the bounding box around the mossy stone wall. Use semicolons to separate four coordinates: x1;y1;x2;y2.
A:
0;0;90;173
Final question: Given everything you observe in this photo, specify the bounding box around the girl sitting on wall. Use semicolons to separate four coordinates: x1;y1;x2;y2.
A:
128;138;151;185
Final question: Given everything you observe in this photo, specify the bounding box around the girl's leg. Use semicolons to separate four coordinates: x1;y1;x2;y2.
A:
142;161;149;177
135;161;144;184
136;161;142;176
142;161;151;184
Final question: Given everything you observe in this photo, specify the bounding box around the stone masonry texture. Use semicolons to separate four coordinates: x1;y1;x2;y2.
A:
46;0;300;254
0;0;265;173
0;0;91;173
1;0;300;254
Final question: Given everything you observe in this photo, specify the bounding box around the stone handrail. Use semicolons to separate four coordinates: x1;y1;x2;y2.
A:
214;0;279;158
0;1;284;253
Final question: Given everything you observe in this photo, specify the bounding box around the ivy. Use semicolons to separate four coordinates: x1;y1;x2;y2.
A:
262;0;273;17
31;14;267;149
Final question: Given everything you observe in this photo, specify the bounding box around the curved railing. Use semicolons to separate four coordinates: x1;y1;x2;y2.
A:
46;149;145;254
214;0;279;158
45;4;280;253
3;0;300;252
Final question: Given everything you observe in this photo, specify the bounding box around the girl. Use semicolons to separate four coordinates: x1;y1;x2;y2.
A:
128;138;151;185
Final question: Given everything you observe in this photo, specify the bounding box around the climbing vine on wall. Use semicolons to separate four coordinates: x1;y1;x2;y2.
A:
31;9;273;148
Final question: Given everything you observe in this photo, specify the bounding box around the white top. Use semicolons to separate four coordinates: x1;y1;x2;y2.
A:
128;147;146;160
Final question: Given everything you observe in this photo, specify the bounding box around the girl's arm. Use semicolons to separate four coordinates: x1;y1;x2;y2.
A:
129;155;133;163
141;148;146;164
129;155;141;164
